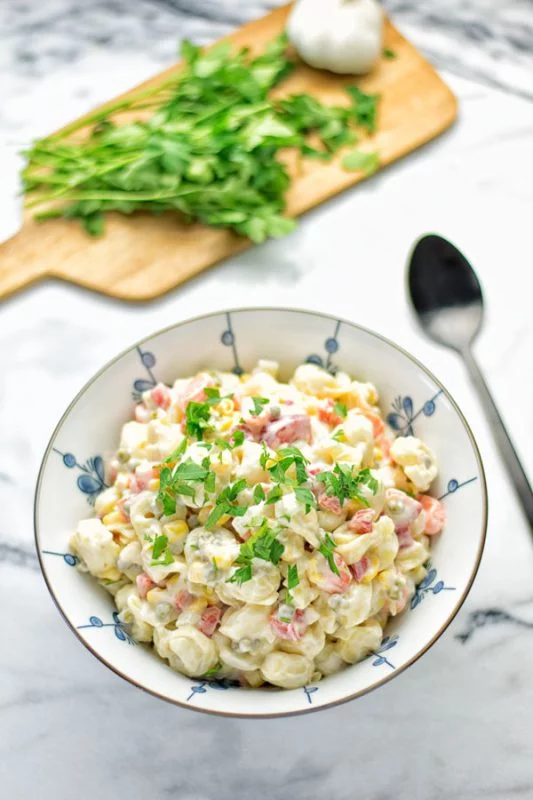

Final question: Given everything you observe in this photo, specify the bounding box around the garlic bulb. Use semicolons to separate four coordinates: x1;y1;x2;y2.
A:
287;0;384;75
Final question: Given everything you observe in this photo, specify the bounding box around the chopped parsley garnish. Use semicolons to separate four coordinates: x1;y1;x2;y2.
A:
346;85;380;133
294;486;317;513
383;48;397;59
265;484;283;505
205;478;248;529
151;534;174;566
332;428;345;442
185;401;212;440
232;429;245;447
318;532;339;576
157;457;212;515
202;661;223;678
250;396;269;416
268;446;309;485
204;471;216;494
163;437;188;463
259;442;271;469
333;401;347;418
226;563;253;585
226;523;285;584
316;465;377;509
342;149;380;176
287;563;299;590
184;388;230;440
254;484;266;503
212;558;219;576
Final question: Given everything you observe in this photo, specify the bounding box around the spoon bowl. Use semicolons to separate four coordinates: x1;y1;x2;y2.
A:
409;234;483;353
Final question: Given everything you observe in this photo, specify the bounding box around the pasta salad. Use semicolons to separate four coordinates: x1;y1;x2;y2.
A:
70;362;446;689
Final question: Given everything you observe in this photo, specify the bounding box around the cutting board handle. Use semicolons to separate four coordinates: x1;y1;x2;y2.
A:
0;227;48;300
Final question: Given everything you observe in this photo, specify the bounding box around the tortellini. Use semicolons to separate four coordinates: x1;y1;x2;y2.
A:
260;651;314;689
70;519;121;581
71;362;444;690
390;436;438;492
340;619;383;664
154;624;218;677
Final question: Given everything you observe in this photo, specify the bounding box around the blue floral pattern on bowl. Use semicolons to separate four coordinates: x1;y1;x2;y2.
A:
187;677;238;702
77;612;135;644
370;635;399;670
220;312;244;375
306;319;342;375
132;345;158;400
439;476;478;500
303;685;319;704
41;549;78;566
387;390;443;435
53;449;108;505
411;565;455;609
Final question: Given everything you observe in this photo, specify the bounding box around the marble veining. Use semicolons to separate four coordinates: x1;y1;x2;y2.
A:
1;0;533;798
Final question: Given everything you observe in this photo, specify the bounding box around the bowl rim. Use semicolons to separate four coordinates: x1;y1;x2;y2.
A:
34;306;488;719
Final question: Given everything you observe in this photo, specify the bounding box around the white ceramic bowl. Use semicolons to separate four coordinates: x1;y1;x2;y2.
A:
35;308;487;717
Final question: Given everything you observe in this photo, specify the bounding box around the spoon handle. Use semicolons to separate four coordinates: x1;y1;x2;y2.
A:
462;347;533;527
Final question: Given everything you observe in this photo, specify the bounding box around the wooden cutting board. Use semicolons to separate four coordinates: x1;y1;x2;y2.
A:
0;4;457;302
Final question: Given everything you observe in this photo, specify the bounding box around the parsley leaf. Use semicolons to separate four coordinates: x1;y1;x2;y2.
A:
151;534;175;566
202;660;222;678
287;563;299;590
333;401;347;418
294;486;317;513
316;465;377;508
259;442;271;469
342;149;380;176
185;401;212;440
383;48;397;59
254;484;266;503
318;533;339;576
250;396;269;416
152;534;168;560
268;446;309;485
205;479;249;529
346;85;380;133
232;429;245;447
164;437;187;463
265;484;282;505
231;523;286;577
227;563;253;585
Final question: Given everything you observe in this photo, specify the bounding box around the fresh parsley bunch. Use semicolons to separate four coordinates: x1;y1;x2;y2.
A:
23;33;379;242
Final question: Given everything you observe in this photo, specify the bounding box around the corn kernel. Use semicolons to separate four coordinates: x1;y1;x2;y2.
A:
360;555;380;584
165;574;182;590
146;587;167;606
188;597;208;614
163;520;189;544
102;510;124;527
203;587;217;603
213;550;234;569
100;567;122;582
239;373;251;383
148;478;160;491
198;507;211;524
306;404;318;416
188;561;207;583
220;418;233;432
218;398;234;415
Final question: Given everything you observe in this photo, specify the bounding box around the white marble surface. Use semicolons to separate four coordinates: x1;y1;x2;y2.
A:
2;1;533;798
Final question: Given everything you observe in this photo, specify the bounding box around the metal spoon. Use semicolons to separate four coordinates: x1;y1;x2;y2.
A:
408;233;533;528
